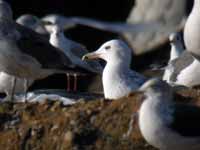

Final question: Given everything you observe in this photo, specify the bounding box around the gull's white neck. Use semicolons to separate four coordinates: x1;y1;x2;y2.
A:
102;60;131;99
104;60;130;74
50;31;66;43
49;31;71;53
170;43;184;61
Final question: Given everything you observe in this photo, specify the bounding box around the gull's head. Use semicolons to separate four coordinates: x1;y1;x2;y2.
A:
169;32;182;44
139;78;173;100
169;32;184;60
41;20;63;35
41;14;76;32
0;0;13;20
16;14;39;28
82;39;132;65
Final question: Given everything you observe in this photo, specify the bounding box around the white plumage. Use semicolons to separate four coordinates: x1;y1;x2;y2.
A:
139;78;200;150
163;32;184;83
184;0;200;56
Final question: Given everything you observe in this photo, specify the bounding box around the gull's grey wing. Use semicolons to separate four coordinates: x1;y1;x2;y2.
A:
169;103;200;137
71;17;160;34
14;22;74;70
69;39;87;58
123;70;147;88
170;51;194;82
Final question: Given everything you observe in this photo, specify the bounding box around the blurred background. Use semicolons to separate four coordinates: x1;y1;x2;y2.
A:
4;0;194;93
11;0;134;49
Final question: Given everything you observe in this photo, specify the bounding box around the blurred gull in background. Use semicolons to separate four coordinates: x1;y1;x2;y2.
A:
161;18;200;87
82;39;147;99
163;0;200;88
139;78;200;150
0;14;47;100
0;1;82;100
41;21;103;91
168;33;185;61
163;50;200;87
45;21;103;73
163;32;185;83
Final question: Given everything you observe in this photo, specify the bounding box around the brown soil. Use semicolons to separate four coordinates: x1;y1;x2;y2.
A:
0;87;200;150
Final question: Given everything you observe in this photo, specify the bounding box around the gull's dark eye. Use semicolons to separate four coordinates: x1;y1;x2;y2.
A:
44;21;52;25
105;45;111;50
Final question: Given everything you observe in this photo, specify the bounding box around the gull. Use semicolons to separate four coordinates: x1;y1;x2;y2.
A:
184;0;200;58
163;50;200;87
44;21;103;73
163;32;185;83
16;14;48;35
0;1;81;100
139;78;200;150
41;21;103;91
82;39;147;99
0;14;46;99
0;14;49;100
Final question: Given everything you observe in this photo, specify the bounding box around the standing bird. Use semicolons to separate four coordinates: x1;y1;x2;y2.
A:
0;1;81;100
139;78;200;150
82;39;147;99
184;0;200;58
41;21;103;91
163;32;185;83
0;14;45;100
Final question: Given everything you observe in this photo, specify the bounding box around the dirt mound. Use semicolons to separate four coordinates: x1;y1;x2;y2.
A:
0;87;199;150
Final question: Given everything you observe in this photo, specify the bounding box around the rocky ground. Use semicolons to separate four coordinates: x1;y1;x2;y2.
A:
0;85;200;150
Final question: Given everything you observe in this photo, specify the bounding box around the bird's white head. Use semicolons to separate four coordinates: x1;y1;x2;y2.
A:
169;32;184;61
169;32;182;44
41;20;63;35
83;39;132;66
0;0;12;20
139;78;173;101
41;14;76;33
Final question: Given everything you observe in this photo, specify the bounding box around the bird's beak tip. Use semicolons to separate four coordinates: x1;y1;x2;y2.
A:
82;55;88;61
82;52;100;61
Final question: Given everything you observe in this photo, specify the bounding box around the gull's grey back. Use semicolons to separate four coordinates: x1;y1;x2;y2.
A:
170;51;194;82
